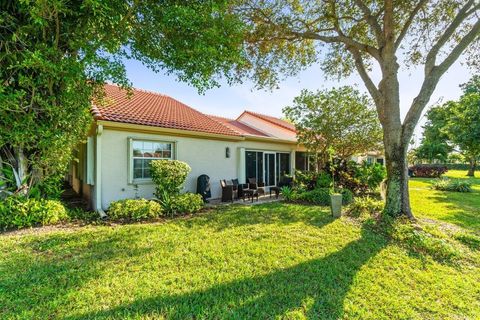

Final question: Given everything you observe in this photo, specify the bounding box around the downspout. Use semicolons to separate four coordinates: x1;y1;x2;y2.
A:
95;125;107;218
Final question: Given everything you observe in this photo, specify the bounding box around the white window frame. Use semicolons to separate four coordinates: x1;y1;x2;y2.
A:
127;138;177;184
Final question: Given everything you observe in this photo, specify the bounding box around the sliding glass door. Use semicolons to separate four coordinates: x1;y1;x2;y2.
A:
264;152;276;186
245;150;291;186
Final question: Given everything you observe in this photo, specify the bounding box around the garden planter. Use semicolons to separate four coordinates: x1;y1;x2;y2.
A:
330;193;342;218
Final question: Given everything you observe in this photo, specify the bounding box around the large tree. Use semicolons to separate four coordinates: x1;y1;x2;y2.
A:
283;86;382;169
444;90;480;177
415;106;452;163
415;75;480;175
231;0;480;218
0;1;244;197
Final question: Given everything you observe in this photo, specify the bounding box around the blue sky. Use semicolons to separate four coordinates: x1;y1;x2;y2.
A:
123;57;473;145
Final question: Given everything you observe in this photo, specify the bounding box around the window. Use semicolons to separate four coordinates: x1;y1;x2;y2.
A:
131;140;174;180
295;152;308;171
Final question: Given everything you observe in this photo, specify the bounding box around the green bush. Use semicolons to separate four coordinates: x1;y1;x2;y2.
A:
356;162;386;191
294;187;354;206
166;193;204;216
297;188;331;205
108;199;162;221
150;160;191;200
432;178;472;192
346;197;384;218
316;172;332;188
280;186;295;202
0;197;68;230
339;188;354;205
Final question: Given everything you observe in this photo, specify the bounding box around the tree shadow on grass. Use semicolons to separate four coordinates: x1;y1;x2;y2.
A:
0;229;154;318
65;223;387;320
425;193;480;231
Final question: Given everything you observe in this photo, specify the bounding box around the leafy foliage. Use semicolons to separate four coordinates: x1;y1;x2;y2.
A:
108;199;162;222
0;196;67;230
409;164;448;178
415;106;453;163
150;160;191;200
0;0;245;197
168;193;204;216
150;160;203;215
432;178;472;193
289;187;353;206
284;87;382;166
346;197;384;219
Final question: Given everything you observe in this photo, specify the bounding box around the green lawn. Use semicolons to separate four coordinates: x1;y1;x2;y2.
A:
1;171;479;319
410;170;480;230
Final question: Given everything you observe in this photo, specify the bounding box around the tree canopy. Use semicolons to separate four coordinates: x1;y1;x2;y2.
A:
415;106;452;163
415;75;480;175
0;0;245;197
284;86;382;168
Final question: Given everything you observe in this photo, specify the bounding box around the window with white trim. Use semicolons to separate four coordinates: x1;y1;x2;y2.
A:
132;140;174;180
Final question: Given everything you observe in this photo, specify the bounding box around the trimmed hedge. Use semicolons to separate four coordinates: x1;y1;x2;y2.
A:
170;193;204;215
0;197;68;230
409;164;448;178
108;199;163;221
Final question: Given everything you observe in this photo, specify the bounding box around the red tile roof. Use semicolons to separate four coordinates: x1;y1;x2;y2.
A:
208;115;270;137
239;111;296;132
92;84;240;136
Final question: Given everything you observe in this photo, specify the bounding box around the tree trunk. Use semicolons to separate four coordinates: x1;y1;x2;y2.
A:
383;141;413;218
467;158;476;177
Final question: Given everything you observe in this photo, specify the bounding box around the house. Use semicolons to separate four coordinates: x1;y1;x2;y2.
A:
69;84;311;212
69;84;384;212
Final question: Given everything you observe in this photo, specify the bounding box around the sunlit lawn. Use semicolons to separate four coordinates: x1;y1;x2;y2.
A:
0;170;479;319
410;170;480;230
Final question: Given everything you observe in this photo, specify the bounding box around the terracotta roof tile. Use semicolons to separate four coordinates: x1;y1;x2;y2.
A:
208;115;270;137
92;84;240;136
240;111;296;132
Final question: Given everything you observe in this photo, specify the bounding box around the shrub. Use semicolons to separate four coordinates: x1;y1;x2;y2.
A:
432;178;472;192
339;188;354;205
166;193;204;216
409;164;447;178
150;160;191;200
294;170;318;190
0;197;68;230
108;199;162;221
280;186;295;202
298;188;331;205
346;197;384;218
356;162;386;191
316;172;332;188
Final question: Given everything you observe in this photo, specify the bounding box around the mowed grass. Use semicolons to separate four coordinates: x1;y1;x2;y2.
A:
410;170;480;230
1;200;480;319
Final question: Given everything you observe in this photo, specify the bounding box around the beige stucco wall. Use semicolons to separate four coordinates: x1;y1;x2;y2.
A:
99;127;297;210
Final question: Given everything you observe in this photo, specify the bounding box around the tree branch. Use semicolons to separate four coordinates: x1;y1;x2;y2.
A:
352;0;383;45
350;49;382;108
394;0;428;50
424;0;476;74
403;18;480;143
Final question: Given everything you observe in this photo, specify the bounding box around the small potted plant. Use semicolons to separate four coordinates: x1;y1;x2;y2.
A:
328;148;342;217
